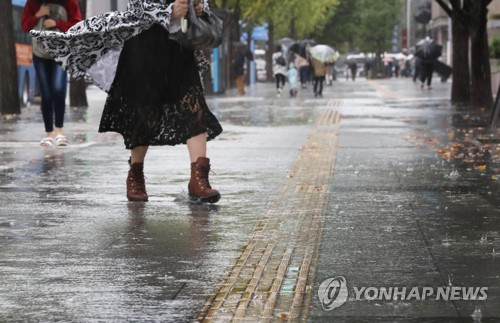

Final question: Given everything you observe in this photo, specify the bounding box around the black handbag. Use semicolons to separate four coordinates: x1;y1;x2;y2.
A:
169;0;224;50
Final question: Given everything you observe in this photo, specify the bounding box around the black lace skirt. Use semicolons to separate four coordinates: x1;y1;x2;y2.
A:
99;24;222;149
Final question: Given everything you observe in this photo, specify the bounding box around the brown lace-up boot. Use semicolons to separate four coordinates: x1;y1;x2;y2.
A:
188;157;220;203
127;159;148;202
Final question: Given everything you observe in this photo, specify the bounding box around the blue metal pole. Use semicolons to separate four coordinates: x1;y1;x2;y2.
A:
213;48;219;93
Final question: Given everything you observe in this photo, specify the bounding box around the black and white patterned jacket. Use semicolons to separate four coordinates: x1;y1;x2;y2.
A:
31;0;211;92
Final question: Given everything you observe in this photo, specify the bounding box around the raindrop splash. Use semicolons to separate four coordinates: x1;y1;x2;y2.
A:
442;234;452;246
445;169;459;180
471;306;482;321
479;235;488;245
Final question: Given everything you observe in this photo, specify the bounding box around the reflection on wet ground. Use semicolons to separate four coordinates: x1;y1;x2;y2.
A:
0;92;310;320
212;102;314;127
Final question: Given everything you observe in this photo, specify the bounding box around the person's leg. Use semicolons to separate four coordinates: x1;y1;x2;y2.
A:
187;133;206;163
419;64;427;88
319;77;324;96
127;145;149;201
131;146;148;163
51;61;68;141
313;77;318;95
300;67;306;88
427;66;433;87
33;56;55;139
277;74;283;89
235;74;245;95
186;133;220;203
276;74;284;96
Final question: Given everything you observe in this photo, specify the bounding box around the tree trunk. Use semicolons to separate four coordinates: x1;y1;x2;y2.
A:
244;29;250;85
69;0;88;108
468;0;493;109
0;0;21;115
289;12;296;40
266;20;274;82
451;13;470;105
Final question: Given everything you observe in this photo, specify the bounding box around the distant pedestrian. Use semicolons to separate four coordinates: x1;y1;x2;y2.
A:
32;0;223;203
22;0;82;148
395;60;401;78
287;62;299;97
349;61;358;81
272;45;287;97
233;46;252;96
311;58;326;97
419;59;435;90
295;55;310;89
364;61;372;79
325;62;334;86
412;56;421;82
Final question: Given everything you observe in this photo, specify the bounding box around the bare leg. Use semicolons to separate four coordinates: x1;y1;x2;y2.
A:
131;146;148;164
187;133;207;162
54;127;64;137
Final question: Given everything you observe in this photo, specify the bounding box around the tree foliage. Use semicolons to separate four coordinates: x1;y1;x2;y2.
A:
356;0;403;55
313;0;361;51
312;0;403;55
214;0;340;40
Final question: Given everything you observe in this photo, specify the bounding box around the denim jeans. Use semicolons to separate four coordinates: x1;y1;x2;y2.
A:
33;55;67;133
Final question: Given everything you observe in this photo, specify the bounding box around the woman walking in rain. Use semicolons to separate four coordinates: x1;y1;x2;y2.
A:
272;45;287;97
311;58;326;97
22;0;82;147
32;0;223;203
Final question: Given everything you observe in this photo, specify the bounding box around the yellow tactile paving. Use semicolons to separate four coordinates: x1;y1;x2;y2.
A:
366;80;397;99
198;109;340;322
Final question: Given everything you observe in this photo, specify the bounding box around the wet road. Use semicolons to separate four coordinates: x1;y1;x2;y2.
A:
0;77;499;321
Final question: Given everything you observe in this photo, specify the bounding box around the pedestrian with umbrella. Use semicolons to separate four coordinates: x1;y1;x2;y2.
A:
415;37;442;90
290;40;316;88
311;57;326;97
308;45;337;97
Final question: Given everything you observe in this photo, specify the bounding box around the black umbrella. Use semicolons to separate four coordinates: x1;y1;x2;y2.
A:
289;39;316;58
415;38;442;61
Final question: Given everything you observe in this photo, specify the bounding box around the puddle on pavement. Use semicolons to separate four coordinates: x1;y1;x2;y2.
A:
210;101;314;127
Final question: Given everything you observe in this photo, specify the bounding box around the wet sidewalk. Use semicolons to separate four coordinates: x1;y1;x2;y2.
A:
0;77;499;321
